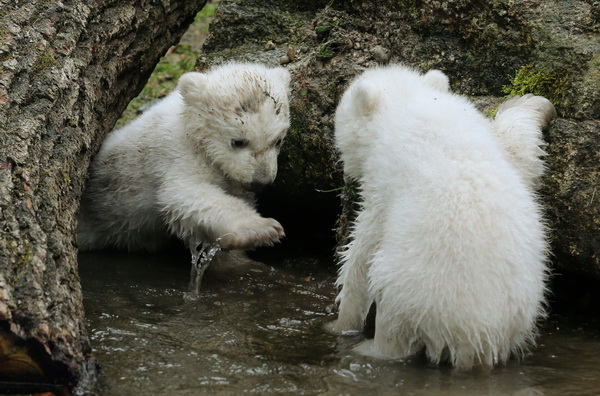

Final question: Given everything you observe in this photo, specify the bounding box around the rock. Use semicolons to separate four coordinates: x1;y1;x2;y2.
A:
370;45;390;63
541;118;600;277
199;0;599;279
287;46;295;62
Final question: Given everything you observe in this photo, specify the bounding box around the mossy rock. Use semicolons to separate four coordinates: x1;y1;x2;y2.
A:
199;0;600;276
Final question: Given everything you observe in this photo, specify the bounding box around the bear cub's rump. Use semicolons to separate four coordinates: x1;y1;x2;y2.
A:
330;64;555;370
78;62;291;253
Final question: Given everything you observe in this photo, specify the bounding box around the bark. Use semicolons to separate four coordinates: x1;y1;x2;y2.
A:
0;0;206;393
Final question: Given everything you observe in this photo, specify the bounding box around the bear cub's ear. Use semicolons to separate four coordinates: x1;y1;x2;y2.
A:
269;67;292;89
422;69;450;92
350;80;380;119
177;72;209;99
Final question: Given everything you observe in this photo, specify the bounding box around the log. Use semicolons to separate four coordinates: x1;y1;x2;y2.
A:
0;0;206;393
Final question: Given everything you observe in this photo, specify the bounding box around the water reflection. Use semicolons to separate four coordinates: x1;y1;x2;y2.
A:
79;252;600;395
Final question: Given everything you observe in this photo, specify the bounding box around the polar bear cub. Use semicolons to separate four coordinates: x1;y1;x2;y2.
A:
78;62;291;252
330;64;555;370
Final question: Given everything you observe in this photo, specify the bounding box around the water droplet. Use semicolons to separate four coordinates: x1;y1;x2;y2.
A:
185;239;222;299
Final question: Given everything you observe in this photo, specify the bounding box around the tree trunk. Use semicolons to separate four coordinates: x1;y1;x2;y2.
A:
0;0;206;393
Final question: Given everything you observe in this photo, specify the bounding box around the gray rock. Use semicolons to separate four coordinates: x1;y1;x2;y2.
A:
370;45;390;63
200;0;599;279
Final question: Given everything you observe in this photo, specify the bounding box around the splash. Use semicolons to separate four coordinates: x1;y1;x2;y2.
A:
185;239;222;299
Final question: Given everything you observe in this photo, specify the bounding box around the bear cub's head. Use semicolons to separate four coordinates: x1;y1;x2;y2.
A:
178;63;291;193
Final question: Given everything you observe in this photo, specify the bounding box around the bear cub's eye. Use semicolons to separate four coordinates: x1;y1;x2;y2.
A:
231;139;248;149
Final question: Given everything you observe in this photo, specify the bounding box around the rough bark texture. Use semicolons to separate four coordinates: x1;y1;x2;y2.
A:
0;0;206;393
199;0;599;277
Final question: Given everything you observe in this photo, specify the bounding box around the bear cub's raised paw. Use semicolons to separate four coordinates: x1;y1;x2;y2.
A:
219;216;285;250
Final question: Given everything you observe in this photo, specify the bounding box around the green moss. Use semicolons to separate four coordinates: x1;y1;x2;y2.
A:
397;0;420;19
486;105;500;119
17;249;32;267
62;171;72;186
15;241;33;268
5;241;33;285
33;48;58;74
196;1;219;21
502;64;568;107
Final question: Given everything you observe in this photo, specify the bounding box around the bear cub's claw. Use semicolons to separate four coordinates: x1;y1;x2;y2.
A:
219;217;285;250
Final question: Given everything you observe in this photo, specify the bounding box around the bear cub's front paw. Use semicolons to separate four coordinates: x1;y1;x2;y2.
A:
219;216;285;250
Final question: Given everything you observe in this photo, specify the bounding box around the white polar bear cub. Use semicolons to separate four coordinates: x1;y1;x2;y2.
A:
78;62;291;252
330;64;555;370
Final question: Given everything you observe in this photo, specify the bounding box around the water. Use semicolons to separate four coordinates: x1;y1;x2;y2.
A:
187;241;222;298
79;252;600;395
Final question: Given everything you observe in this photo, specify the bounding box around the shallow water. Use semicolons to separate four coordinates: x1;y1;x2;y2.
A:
79;252;600;395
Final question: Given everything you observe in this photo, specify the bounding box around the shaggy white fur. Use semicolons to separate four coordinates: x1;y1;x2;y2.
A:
78;62;291;252
493;94;556;187
330;64;555;370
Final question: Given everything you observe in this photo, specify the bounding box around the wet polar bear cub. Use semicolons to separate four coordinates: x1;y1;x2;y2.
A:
78;63;290;252
330;64;556;369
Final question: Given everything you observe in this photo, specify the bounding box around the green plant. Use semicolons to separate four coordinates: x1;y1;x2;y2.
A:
316;44;334;60
502;64;568;107
315;18;340;34
316;184;358;200
116;4;219;126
